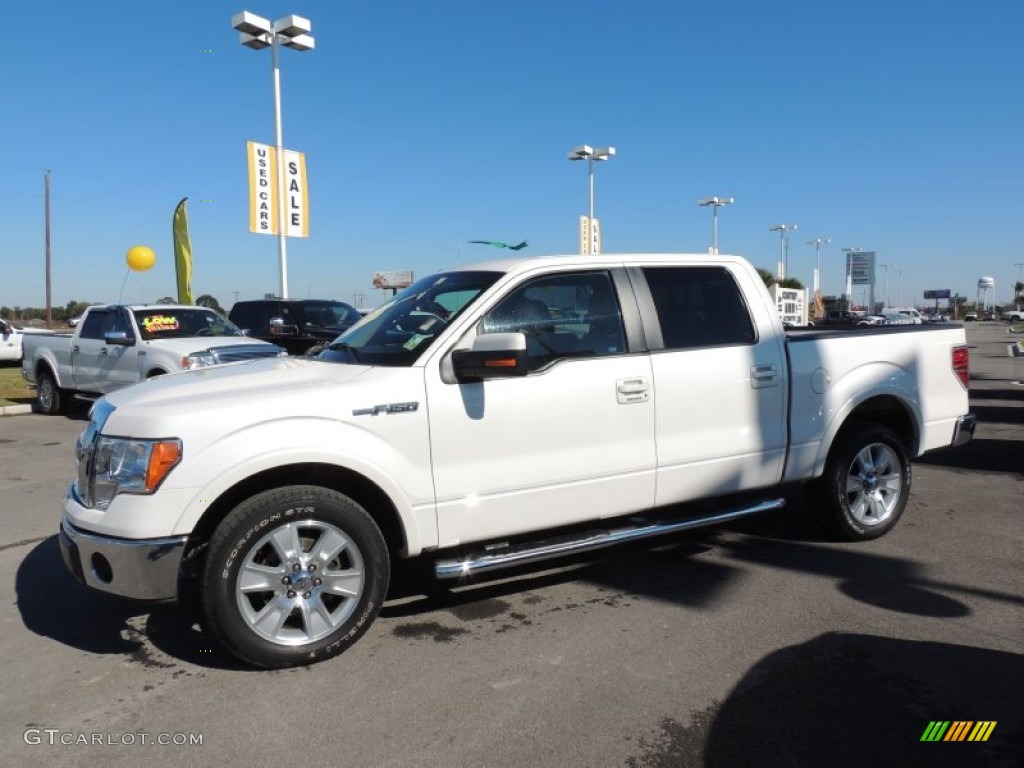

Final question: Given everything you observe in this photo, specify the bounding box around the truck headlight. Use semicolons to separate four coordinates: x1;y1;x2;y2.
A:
90;437;182;510
182;351;217;369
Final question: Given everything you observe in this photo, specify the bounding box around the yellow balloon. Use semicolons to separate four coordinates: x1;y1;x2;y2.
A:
126;245;156;272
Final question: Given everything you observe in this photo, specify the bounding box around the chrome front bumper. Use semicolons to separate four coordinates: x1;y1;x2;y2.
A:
951;413;976;448
59;518;188;601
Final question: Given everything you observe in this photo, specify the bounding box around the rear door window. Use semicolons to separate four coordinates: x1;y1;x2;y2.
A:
642;267;756;349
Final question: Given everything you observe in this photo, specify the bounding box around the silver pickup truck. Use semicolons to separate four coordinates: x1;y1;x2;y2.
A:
21;304;284;414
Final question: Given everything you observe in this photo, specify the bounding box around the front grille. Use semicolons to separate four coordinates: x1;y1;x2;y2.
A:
211;343;285;363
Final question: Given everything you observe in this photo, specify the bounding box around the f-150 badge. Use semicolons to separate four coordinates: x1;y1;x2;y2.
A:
352;402;419;416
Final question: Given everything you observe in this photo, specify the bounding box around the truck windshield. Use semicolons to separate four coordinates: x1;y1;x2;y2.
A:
133;308;245;340
317;270;502;366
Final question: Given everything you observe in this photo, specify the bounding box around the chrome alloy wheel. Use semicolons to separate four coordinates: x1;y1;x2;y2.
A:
844;442;902;527
235;520;366;646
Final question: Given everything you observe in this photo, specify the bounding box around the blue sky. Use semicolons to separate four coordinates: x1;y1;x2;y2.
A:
4;0;1022;311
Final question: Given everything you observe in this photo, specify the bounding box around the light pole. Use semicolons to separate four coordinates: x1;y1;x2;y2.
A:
896;266;903;307
769;224;797;280
232;11;315;300
878;263;890;307
568;144;615;254
698;197;733;254
806;237;829;295
1015;262;1024;309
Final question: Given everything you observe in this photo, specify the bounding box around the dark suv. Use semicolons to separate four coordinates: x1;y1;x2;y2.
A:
228;299;363;355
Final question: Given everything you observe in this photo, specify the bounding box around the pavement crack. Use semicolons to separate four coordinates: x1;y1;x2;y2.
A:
0;535;50;553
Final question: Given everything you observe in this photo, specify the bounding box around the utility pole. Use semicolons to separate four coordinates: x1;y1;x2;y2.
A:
45;170;52;327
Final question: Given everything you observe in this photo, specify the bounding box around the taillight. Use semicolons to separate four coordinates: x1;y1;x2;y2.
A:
952;345;969;390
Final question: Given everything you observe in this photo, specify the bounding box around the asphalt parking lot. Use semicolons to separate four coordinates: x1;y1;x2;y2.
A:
1;323;1021;767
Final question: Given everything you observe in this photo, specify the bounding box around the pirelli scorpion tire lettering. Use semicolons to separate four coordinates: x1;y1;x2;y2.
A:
202;485;390;668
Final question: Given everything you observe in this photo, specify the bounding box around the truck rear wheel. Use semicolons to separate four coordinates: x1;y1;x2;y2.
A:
36;370;67;415
811;424;911;541
202;485;390;668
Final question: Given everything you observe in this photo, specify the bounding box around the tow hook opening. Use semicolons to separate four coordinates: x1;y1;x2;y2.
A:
91;553;113;584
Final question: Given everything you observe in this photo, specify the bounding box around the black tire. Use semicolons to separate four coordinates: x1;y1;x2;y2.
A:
810;424;911;541
202;485;390;668
35;369;67;415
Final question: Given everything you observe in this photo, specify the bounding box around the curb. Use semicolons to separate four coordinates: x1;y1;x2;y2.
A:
0;404;32;417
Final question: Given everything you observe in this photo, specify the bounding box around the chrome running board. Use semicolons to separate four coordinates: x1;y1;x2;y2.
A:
434;497;786;580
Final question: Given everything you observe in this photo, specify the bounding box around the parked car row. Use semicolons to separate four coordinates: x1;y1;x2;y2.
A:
20;305;286;413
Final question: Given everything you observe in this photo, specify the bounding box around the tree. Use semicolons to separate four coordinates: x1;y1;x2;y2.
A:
64;300;92;321
756;268;776;287
1015;281;1023;307
777;277;805;290
156;296;177;305
195;294;225;315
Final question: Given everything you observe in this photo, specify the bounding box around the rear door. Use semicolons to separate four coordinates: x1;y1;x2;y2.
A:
632;264;788;505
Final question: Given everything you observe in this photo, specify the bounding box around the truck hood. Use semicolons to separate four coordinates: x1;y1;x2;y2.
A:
100;357;375;437
141;336;280;355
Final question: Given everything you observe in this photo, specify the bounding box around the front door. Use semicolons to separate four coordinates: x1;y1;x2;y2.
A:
424;269;657;549
72;308;139;393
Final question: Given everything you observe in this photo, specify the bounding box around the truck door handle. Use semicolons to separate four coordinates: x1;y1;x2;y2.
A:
72;345;80;353
100;348;109;356
616;377;650;404
751;364;778;389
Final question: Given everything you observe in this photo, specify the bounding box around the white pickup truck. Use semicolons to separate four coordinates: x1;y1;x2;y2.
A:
0;318;24;363
22;304;284;414
58;254;975;668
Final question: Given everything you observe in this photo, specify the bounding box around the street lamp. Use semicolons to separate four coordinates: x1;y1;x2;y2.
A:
806;237;829;295
699;197;734;254
878;263;890;307
769;224;797;280
568;144;615;254
232;11;315;300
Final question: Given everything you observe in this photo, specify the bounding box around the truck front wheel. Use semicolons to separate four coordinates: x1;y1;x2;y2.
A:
811;424;911;541
202;485;390;668
36;370;67;415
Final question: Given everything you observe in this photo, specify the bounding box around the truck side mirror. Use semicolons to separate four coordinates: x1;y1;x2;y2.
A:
104;331;134;347
452;332;529;381
269;317;298;337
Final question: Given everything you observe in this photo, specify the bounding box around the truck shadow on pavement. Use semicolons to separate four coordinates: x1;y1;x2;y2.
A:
383;503;1022;638
15;537;250;672
17;505;1024;671
627;632;1023;768
914;439;1024;477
